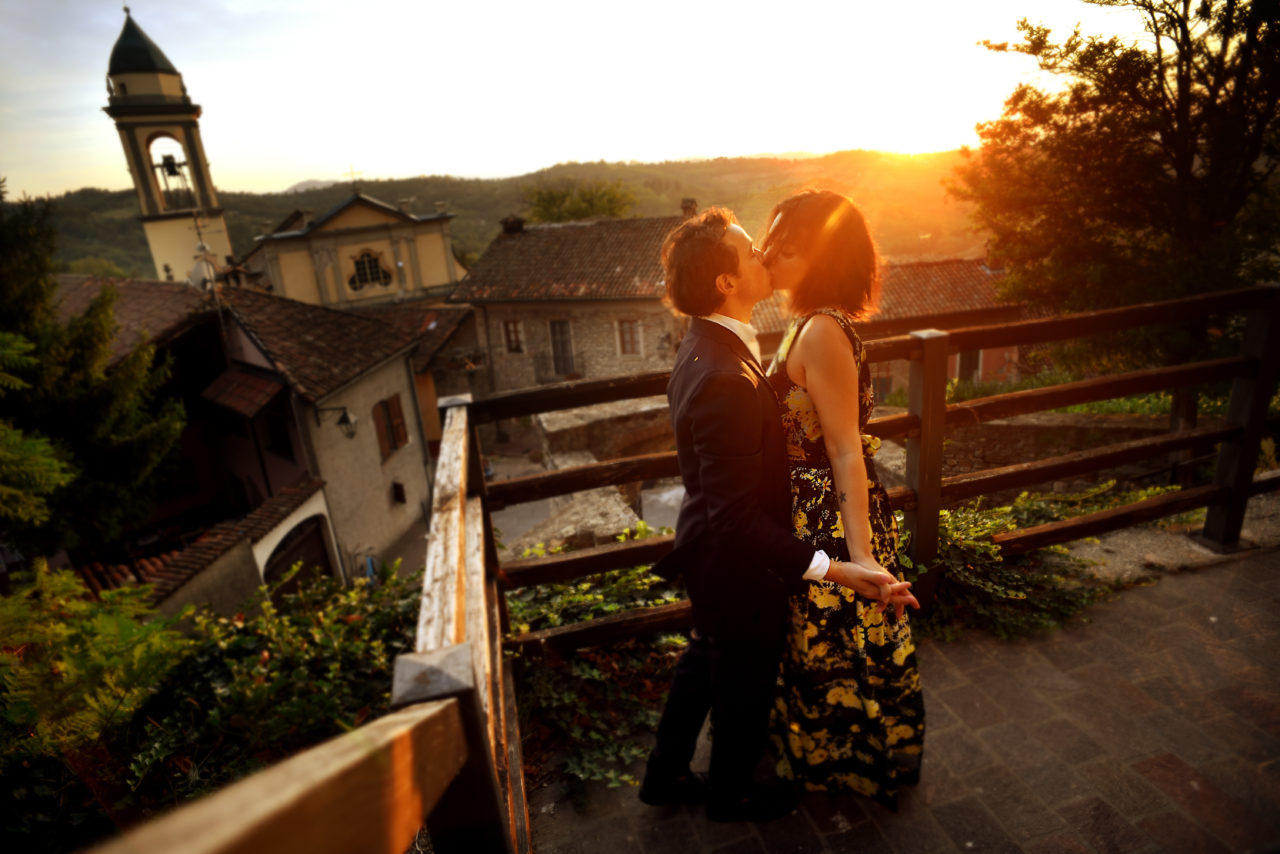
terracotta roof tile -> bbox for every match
[216,287,417,402]
[72,479,326,603]
[55,274,212,364]
[449,216,682,303]
[753,258,1010,335]
[354,301,471,372]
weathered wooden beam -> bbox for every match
[944,357,1252,429]
[946,287,1273,354]
[992,484,1226,556]
[469,371,672,424]
[940,425,1240,503]
[905,330,948,587]
[417,406,469,653]
[505,600,694,654]
[499,535,676,589]
[487,453,680,509]
[87,700,466,854]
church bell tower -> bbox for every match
[104,9,232,285]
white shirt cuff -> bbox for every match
[803,549,831,581]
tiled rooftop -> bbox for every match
[74,478,326,603]
[753,258,1009,335]
[217,286,417,402]
[54,274,211,364]
[449,216,683,303]
[353,300,471,372]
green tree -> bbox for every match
[0,181,185,558]
[523,178,636,223]
[62,257,128,278]
[0,333,73,527]
[951,0,1280,374]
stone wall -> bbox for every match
[481,300,682,392]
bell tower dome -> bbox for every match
[104,8,232,285]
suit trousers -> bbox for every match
[651,593,786,796]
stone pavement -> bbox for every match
[528,547,1280,853]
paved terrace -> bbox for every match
[528,547,1280,853]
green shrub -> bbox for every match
[0,560,190,850]
[900,502,1111,641]
[508,521,683,787]
[125,561,420,805]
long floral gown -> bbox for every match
[766,307,925,805]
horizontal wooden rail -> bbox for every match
[501,535,676,589]
[89,700,466,854]
[470,371,671,424]
[940,425,1240,503]
[863,335,918,363]
[992,484,1226,557]
[946,287,1272,354]
[944,357,1252,429]
[488,453,680,510]
[506,600,694,654]
[867,412,917,440]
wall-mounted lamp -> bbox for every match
[314,406,358,439]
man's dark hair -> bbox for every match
[661,207,739,317]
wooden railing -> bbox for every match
[485,285,1280,651]
[87,285,1278,854]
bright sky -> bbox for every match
[1,0,1147,197]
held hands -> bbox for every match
[826,559,920,620]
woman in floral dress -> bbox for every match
[761,190,925,807]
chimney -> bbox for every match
[501,215,525,234]
[397,198,415,214]
[681,198,697,219]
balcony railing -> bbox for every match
[90,284,1279,854]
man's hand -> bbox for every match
[825,559,920,621]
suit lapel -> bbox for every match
[690,317,777,401]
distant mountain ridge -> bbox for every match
[46,149,982,277]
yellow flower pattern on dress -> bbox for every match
[765,308,925,808]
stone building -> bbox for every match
[448,212,689,393]
[57,275,441,615]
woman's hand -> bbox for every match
[827,558,920,620]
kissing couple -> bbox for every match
[640,190,926,823]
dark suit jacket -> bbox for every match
[654,318,813,614]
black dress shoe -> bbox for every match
[638,769,708,806]
[705,781,799,823]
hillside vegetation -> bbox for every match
[46,149,982,276]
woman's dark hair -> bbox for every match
[661,207,740,317]
[760,190,880,319]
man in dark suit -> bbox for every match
[639,208,903,823]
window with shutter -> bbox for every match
[372,394,409,462]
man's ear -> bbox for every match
[714,271,736,297]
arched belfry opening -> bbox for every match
[103,9,233,283]
[148,135,197,212]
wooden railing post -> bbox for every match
[393,644,509,853]
[1200,283,1280,550]
[904,329,948,605]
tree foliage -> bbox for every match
[522,178,637,223]
[0,182,185,557]
[952,0,1280,372]
[0,333,73,526]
